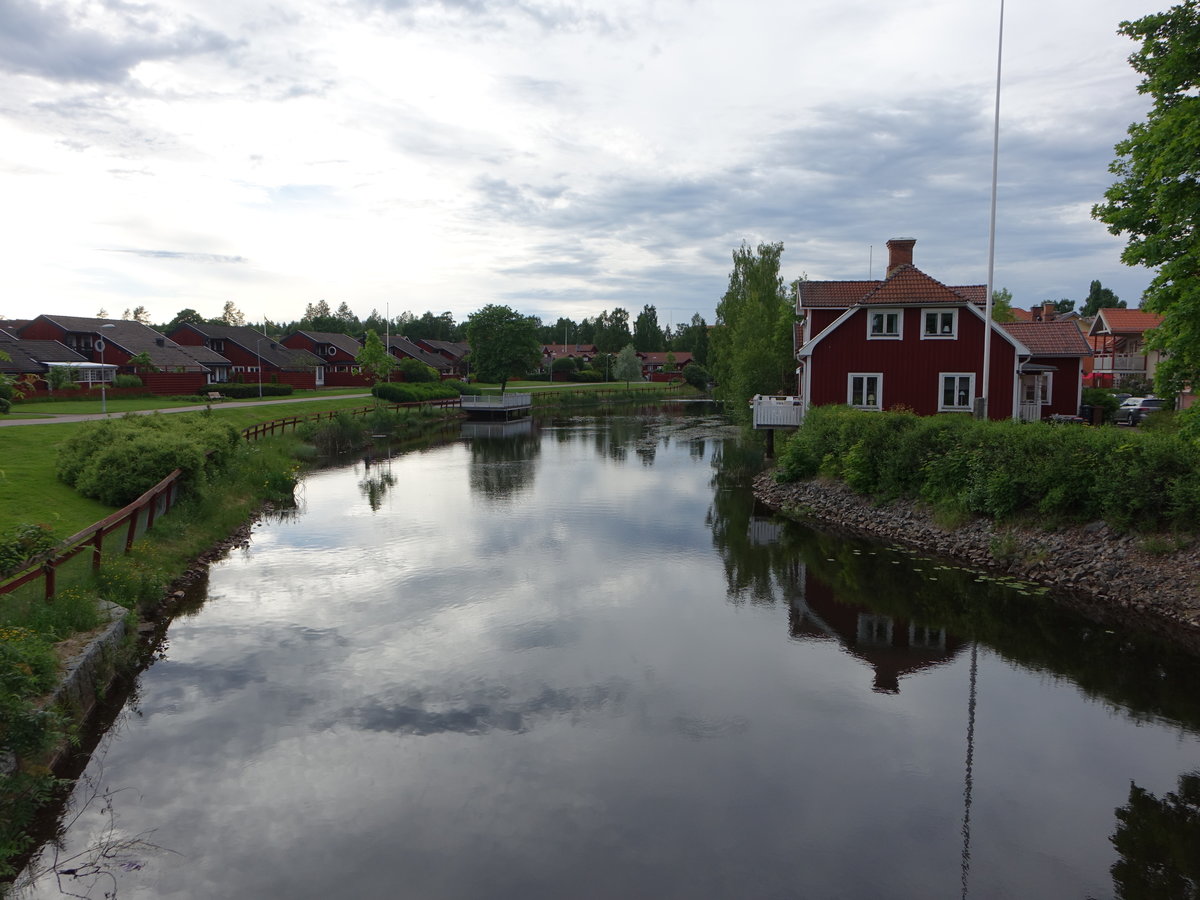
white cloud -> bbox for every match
[1,0,1166,327]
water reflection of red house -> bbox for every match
[788,565,965,694]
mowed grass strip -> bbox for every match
[0,396,382,535]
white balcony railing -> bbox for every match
[751,395,804,428]
[1091,353,1147,374]
[460,393,532,410]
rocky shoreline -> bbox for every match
[753,471,1200,651]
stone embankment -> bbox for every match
[754,471,1200,650]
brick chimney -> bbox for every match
[886,238,916,276]
[1042,301,1055,321]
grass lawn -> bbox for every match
[6,387,369,417]
[0,396,381,536]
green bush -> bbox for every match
[776,405,1200,531]
[0,524,59,578]
[208,382,294,399]
[113,374,143,388]
[371,381,459,404]
[395,358,439,382]
[682,363,711,391]
[1083,387,1120,423]
[56,413,241,507]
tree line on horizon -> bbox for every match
[117,298,710,365]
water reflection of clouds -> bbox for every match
[29,413,1200,900]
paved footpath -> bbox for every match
[0,394,373,427]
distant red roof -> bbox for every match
[1000,321,1092,357]
[1090,308,1163,336]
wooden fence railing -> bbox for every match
[0,397,465,600]
[239,398,461,441]
[0,471,182,601]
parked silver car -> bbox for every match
[1113,396,1168,425]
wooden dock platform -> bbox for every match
[460,392,533,420]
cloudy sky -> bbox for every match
[0,0,1165,329]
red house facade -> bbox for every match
[282,331,371,387]
[795,239,1088,421]
[170,323,324,390]
[19,315,215,395]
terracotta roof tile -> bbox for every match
[797,281,880,308]
[1091,308,1164,335]
[797,269,985,308]
[999,321,1092,357]
[858,265,978,306]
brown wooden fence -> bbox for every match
[0,397,464,601]
[0,471,182,601]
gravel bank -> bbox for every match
[754,471,1200,650]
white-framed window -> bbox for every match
[939,372,975,412]
[857,613,894,646]
[848,373,882,410]
[1022,373,1053,406]
[922,308,958,339]
[909,623,946,650]
[867,308,903,340]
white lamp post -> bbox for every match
[256,338,264,398]
[98,323,116,415]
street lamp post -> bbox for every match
[99,323,115,415]
[256,338,264,399]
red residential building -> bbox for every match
[19,315,217,395]
[170,323,324,390]
[283,331,371,387]
[794,239,1089,421]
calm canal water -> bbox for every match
[15,405,1200,899]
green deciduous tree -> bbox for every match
[355,329,396,385]
[613,343,642,384]
[164,308,205,332]
[217,301,246,326]
[466,304,541,393]
[671,313,710,366]
[1081,280,1127,318]
[709,241,796,422]
[991,287,1016,322]
[1093,0,1199,405]
[633,304,665,351]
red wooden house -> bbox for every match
[170,323,324,389]
[416,339,472,378]
[283,330,371,387]
[638,351,693,381]
[795,239,1089,421]
[19,315,218,394]
[385,336,454,378]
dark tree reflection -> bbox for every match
[1110,771,1200,899]
[465,421,541,503]
[358,466,396,512]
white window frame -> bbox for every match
[938,372,975,412]
[922,308,958,339]
[866,308,903,340]
[847,373,883,410]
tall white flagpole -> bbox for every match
[979,0,1004,420]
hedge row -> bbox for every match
[776,406,1200,532]
[371,381,474,403]
[56,413,242,507]
[207,382,294,399]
